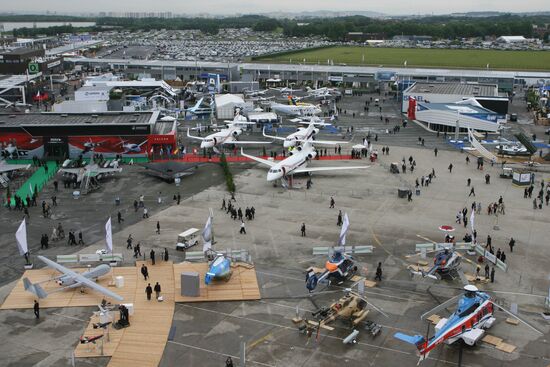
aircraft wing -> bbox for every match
[230,140,272,145]
[262,128,285,141]
[59,168,82,175]
[240,148,276,167]
[37,256,123,302]
[293,165,369,174]
[96,167,123,174]
[187,128,205,141]
[0,162,31,173]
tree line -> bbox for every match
[6,14,550,41]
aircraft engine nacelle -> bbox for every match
[312,128,319,135]
[233,129,242,136]
[296,146,302,151]
[307,151,317,160]
[289,150,294,156]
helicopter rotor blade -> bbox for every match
[349,290,390,319]
[421,295,461,320]
[490,301,544,335]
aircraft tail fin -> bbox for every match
[394,333,425,349]
[23,278,48,299]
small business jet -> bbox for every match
[262,121,332,148]
[187,121,270,153]
[241,140,368,187]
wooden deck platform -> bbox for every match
[173,262,261,302]
[2,259,260,367]
[107,261,175,367]
[0,266,137,310]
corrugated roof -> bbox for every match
[405,82,498,96]
[0,112,157,127]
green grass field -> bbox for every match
[254,46,550,71]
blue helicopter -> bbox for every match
[205,252,232,285]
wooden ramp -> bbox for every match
[173,262,260,302]
[107,260,175,367]
[0,267,137,310]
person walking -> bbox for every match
[221,198,226,210]
[118,211,124,224]
[126,234,133,249]
[33,300,40,319]
[301,223,306,237]
[145,283,153,301]
[329,197,335,208]
[163,248,169,261]
[375,262,383,281]
[337,211,343,226]
[509,238,515,253]
[154,282,161,299]
[150,249,155,265]
[239,221,246,234]
[448,163,453,173]
[141,264,149,280]
[484,264,490,279]
[135,242,141,257]
[143,207,149,218]
[469,187,476,197]
[156,221,160,234]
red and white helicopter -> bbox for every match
[394,285,543,363]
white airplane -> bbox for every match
[59,163,122,183]
[23,255,123,301]
[270,86,302,94]
[243,89,269,97]
[306,86,341,98]
[263,122,333,148]
[187,122,271,153]
[241,141,368,186]
[270,99,322,116]
[0,160,30,174]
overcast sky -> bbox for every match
[4,0,550,16]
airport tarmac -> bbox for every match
[0,138,549,366]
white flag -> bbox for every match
[29,183,34,196]
[202,215,213,252]
[105,217,113,253]
[338,213,350,246]
[470,210,475,233]
[404,60,407,66]
[16,219,28,256]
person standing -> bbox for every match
[145,283,153,301]
[329,197,335,208]
[164,248,169,261]
[448,163,453,173]
[118,211,124,224]
[33,300,40,319]
[143,207,149,218]
[221,198,226,210]
[484,264,490,279]
[141,264,149,280]
[156,221,160,234]
[78,231,84,245]
[490,267,495,283]
[434,148,438,157]
[337,211,343,226]
[467,178,471,186]
[375,262,383,281]
[509,238,515,253]
[301,223,306,237]
[150,249,155,265]
[154,282,161,299]
[177,193,181,205]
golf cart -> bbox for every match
[175,228,199,251]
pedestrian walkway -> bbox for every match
[107,260,175,367]
[9,161,58,206]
